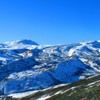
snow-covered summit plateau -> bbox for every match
[0,39,100,95]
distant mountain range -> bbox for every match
[0,39,100,99]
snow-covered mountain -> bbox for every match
[0,39,100,96]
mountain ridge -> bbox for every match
[0,39,100,98]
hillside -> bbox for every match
[0,39,100,99]
[6,75,100,100]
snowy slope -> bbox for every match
[8,75,99,100]
[0,39,100,96]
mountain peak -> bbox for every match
[16,39,38,45]
[5,39,38,46]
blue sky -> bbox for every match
[0,0,100,44]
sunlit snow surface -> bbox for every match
[0,39,100,96]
